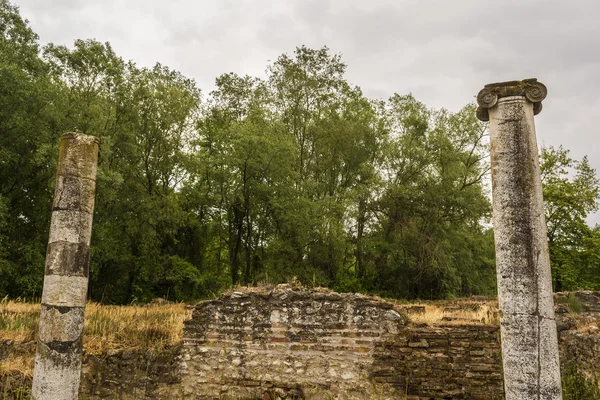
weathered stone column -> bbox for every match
[476,79,562,400]
[32,133,99,400]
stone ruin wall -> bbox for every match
[180,286,504,399]
[1,289,600,399]
[181,288,405,399]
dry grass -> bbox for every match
[0,355,34,377]
[571,316,600,336]
[0,297,191,377]
[0,298,39,343]
[405,300,500,326]
[2,292,593,379]
[0,298,38,378]
[84,302,190,354]
[0,298,190,353]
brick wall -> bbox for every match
[181,286,505,399]
[2,289,599,399]
[372,324,503,399]
[181,287,407,399]
[80,346,182,399]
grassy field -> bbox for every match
[2,293,594,379]
[0,297,191,377]
[1,294,501,377]
[2,293,597,400]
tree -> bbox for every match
[0,0,58,297]
[541,145,600,290]
[366,97,494,299]
[0,5,526,302]
[90,63,202,302]
[43,37,205,302]
[264,46,387,288]
[194,73,297,286]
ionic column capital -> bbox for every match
[476,78,547,121]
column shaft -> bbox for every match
[32,133,99,400]
[488,96,561,400]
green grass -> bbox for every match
[2,373,31,400]
[562,364,600,400]
[566,293,584,314]
[555,293,585,314]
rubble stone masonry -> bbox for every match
[181,286,503,399]
[2,288,600,399]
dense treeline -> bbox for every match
[1,1,598,303]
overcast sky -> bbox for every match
[15,0,600,223]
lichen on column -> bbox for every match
[32,133,99,400]
[476,79,562,400]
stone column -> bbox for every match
[32,133,99,400]
[476,79,562,400]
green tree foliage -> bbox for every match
[541,146,600,290]
[0,1,597,302]
[44,39,203,302]
[0,0,57,297]
[365,97,495,298]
